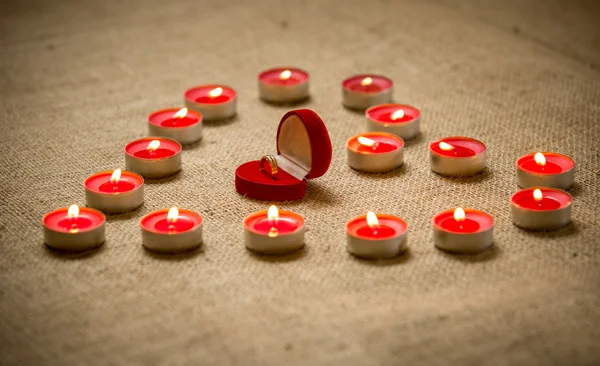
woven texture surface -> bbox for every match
[1,0,600,364]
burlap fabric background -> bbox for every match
[1,0,599,364]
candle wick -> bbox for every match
[268,227,278,238]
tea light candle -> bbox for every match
[43,204,105,251]
[85,169,144,214]
[342,74,393,110]
[365,104,421,140]
[511,187,572,231]
[516,152,575,190]
[429,137,487,177]
[184,85,236,121]
[148,107,202,145]
[432,208,494,253]
[140,207,203,253]
[243,205,305,255]
[346,211,408,259]
[125,137,182,179]
[346,132,404,173]
[258,67,309,103]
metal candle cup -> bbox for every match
[85,170,144,214]
[342,74,393,110]
[147,108,203,145]
[511,187,572,231]
[258,67,309,103]
[516,152,575,190]
[125,137,182,179]
[184,85,237,121]
[42,205,105,251]
[432,208,494,253]
[243,206,305,255]
[140,208,203,253]
[365,104,421,140]
[429,136,487,177]
[346,212,408,259]
[346,132,404,173]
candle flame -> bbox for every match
[361,77,373,86]
[68,204,79,218]
[439,141,454,151]
[148,140,160,152]
[268,205,279,222]
[280,70,292,80]
[357,136,378,147]
[208,87,223,98]
[167,207,179,223]
[454,207,465,222]
[533,189,543,202]
[534,152,546,167]
[173,108,188,119]
[268,205,279,237]
[366,211,379,229]
[391,109,405,120]
[110,169,121,184]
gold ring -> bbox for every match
[259,155,278,179]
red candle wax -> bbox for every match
[244,209,304,236]
[356,225,396,239]
[154,217,195,233]
[259,67,309,85]
[140,209,202,234]
[433,209,494,234]
[253,217,299,234]
[343,75,393,93]
[516,153,574,175]
[125,138,181,160]
[184,85,236,105]
[439,217,480,233]
[85,170,143,194]
[511,188,571,211]
[98,179,136,193]
[366,104,420,123]
[346,214,407,240]
[57,216,94,231]
[347,133,403,154]
[429,137,486,158]
[356,142,396,153]
[43,207,105,233]
[133,148,175,159]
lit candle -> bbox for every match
[125,137,182,178]
[258,67,310,103]
[140,207,203,253]
[516,152,574,190]
[147,107,203,144]
[346,132,404,173]
[85,169,144,213]
[346,211,408,259]
[511,187,572,230]
[42,204,106,251]
[432,208,494,253]
[184,84,237,121]
[365,103,421,140]
[429,136,487,177]
[243,205,305,255]
[342,74,393,110]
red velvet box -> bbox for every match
[235,109,332,201]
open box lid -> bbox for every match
[275,109,332,180]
